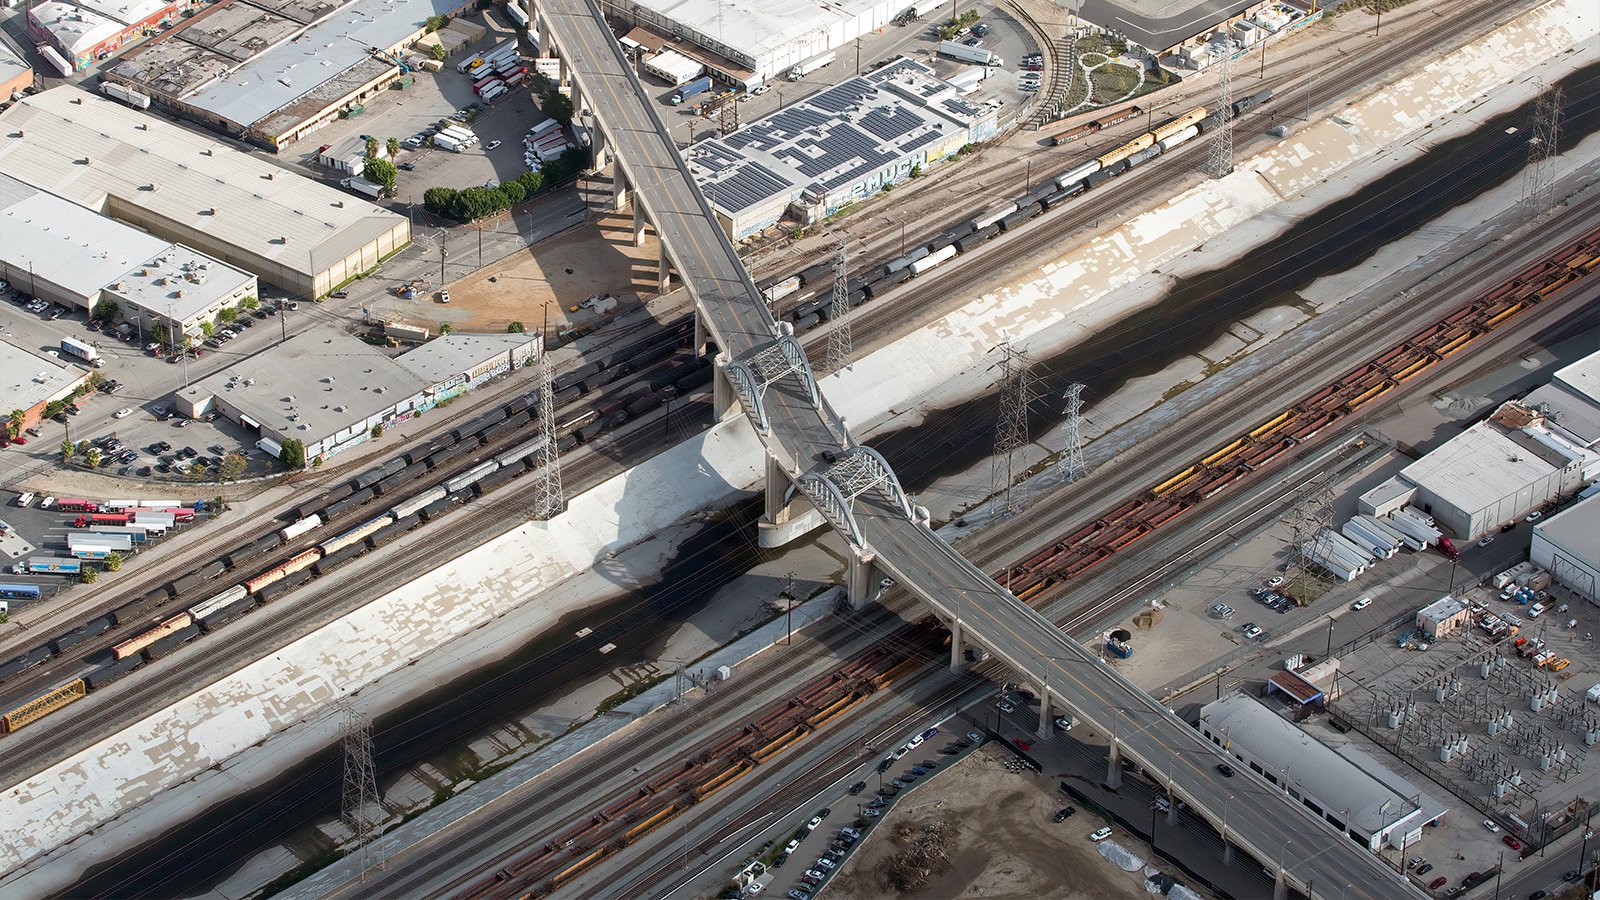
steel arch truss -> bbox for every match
[797,447,913,549]
[722,335,819,433]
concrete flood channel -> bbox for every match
[66,60,1600,898]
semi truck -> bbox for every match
[10,557,82,575]
[60,336,103,367]
[938,40,1001,66]
[786,50,836,80]
[341,177,385,199]
[433,133,465,152]
[671,75,712,105]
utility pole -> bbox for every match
[1208,46,1234,178]
[1058,383,1086,482]
[531,312,565,519]
[826,233,853,372]
[990,343,1034,518]
[339,700,381,879]
[784,570,796,645]
[1523,82,1564,222]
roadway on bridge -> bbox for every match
[533,0,1417,894]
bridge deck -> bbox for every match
[534,0,1416,894]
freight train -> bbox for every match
[0,324,712,734]
[764,96,1273,332]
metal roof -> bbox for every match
[0,339,87,412]
[1553,349,1600,407]
[1534,493,1600,568]
[0,86,407,282]
[180,324,427,442]
[29,2,125,57]
[0,34,30,91]
[0,176,170,301]
[69,0,173,26]
[106,245,257,324]
[624,0,885,66]
[1524,382,1600,447]
[1399,422,1561,516]
[395,332,539,385]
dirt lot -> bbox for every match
[826,745,1147,900]
[444,210,662,332]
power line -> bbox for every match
[1058,383,1086,482]
[532,321,566,520]
[1208,46,1235,178]
[990,343,1035,518]
[826,234,853,371]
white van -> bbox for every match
[1528,602,1546,619]
[15,492,35,508]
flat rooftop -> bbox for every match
[1,339,86,410]
[627,0,884,65]
[108,244,257,322]
[687,58,990,216]
[0,36,30,91]
[30,1,124,57]
[1553,348,1600,406]
[104,37,234,98]
[1535,493,1600,566]
[395,332,538,385]
[1399,421,1560,515]
[70,0,172,27]
[181,325,428,440]
[178,0,459,130]
[0,86,408,280]
[1524,382,1600,447]
[171,0,307,62]
[1077,0,1259,51]
[0,174,170,301]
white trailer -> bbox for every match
[1359,514,1420,552]
[481,83,508,103]
[645,49,703,86]
[937,40,1000,66]
[341,177,384,199]
[1314,529,1370,574]
[1324,528,1376,563]
[786,50,836,80]
[1302,540,1361,581]
[1342,518,1398,558]
[1386,510,1440,547]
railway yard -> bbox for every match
[0,0,1597,896]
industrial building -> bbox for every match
[102,0,474,150]
[0,36,33,100]
[0,87,411,299]
[1415,595,1470,640]
[1360,400,1600,540]
[1525,352,1600,450]
[603,0,900,87]
[28,0,178,73]
[1197,693,1447,854]
[1531,493,1600,604]
[0,173,258,337]
[175,326,538,464]
[0,340,91,434]
[686,58,998,240]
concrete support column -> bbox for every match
[1036,688,1052,739]
[1106,741,1123,789]
[712,351,735,421]
[1272,872,1287,900]
[1166,795,1180,825]
[763,452,789,527]
[1222,839,1234,865]
[590,123,608,172]
[658,240,672,294]
[950,619,964,673]
[612,166,629,213]
[537,20,550,61]
[846,548,877,609]
[632,201,647,246]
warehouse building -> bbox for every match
[1524,352,1600,450]
[603,0,901,87]
[0,339,91,435]
[102,0,473,150]
[0,36,33,100]
[1531,494,1600,604]
[0,173,258,337]
[0,87,411,298]
[176,326,538,465]
[1360,400,1600,540]
[28,0,178,72]
[686,58,998,240]
[1197,693,1447,853]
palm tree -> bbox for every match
[60,439,75,462]
[386,137,401,158]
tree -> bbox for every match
[424,186,459,214]
[364,157,399,194]
[82,566,99,584]
[92,298,119,323]
[439,322,454,334]
[430,43,447,61]
[507,321,526,333]
[200,321,214,337]
[386,137,401,159]
[76,439,89,455]
[425,13,447,31]
[105,551,123,572]
[60,439,75,462]
[449,186,508,221]
[217,307,238,324]
[240,295,260,311]
[370,423,384,439]
[542,90,574,126]
[365,136,380,158]
[497,179,527,206]
[279,438,306,469]
[85,448,101,468]
[518,170,544,194]
[910,163,923,178]
[5,410,23,439]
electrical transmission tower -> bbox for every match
[339,701,382,878]
[826,234,853,371]
[1522,83,1564,221]
[532,325,565,520]
[1058,383,1086,482]
[1208,47,1235,178]
[1282,474,1334,604]
[990,343,1035,518]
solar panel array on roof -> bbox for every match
[708,161,792,214]
[859,107,920,142]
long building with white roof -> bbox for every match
[0,86,410,298]
[103,0,472,149]
[27,0,177,72]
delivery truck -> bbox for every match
[938,40,1001,66]
[60,337,103,367]
[340,176,385,199]
[786,51,836,80]
[671,75,712,104]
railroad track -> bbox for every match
[433,205,1600,900]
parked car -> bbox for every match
[1351,596,1372,610]
[1416,863,1433,875]
[1502,835,1522,850]
[1242,623,1264,640]
[1482,819,1501,833]
[847,781,866,795]
[1089,827,1113,842]
[1427,877,1446,890]
[1052,806,1075,822]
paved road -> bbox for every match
[534,0,1417,895]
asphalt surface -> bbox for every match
[538,0,1416,895]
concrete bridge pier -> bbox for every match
[1167,794,1180,825]
[845,547,878,609]
[631,194,646,245]
[1273,871,1288,900]
[658,240,673,293]
[1106,740,1123,789]
[590,123,610,173]
[758,454,825,548]
[949,619,964,673]
[1036,687,1052,739]
[1222,838,1234,865]
[711,350,736,420]
[611,166,629,214]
